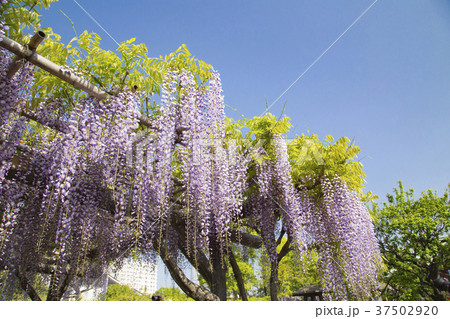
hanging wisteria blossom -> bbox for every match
[298,176,381,300]
[0,33,381,300]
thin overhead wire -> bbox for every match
[71,0,163,93]
[262,0,379,116]
[72,0,121,47]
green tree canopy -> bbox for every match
[373,181,450,300]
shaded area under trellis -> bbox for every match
[292,284,324,301]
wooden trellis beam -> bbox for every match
[0,31,156,129]
[6,31,46,79]
[0,31,108,99]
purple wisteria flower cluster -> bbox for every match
[0,45,146,297]
[152,69,249,261]
[247,133,380,300]
[0,12,7,41]
[0,48,34,184]
[298,176,382,300]
[0,59,251,297]
[246,134,307,276]
[0,45,381,300]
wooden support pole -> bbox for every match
[6,31,46,79]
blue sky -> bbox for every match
[36,0,450,288]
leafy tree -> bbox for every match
[105,284,152,301]
[257,237,320,298]
[153,287,193,301]
[0,0,58,44]
[288,133,376,202]
[373,182,450,300]
[277,242,321,297]
[224,244,259,300]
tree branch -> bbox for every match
[277,236,292,263]
[230,229,262,249]
[170,213,214,286]
[276,229,286,247]
[56,272,75,300]
[12,268,41,301]
[228,249,248,301]
[157,238,219,301]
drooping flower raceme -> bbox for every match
[156,70,249,260]
[0,58,145,297]
[0,48,34,184]
[299,176,382,300]
[247,132,380,300]
[0,46,381,301]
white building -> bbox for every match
[58,256,157,300]
[109,256,158,295]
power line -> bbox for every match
[262,0,379,116]
[71,0,163,92]
[72,0,120,47]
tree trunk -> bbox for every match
[428,263,446,301]
[228,249,248,301]
[158,238,219,301]
[13,269,41,301]
[210,240,227,301]
[56,271,74,300]
[171,213,214,286]
[269,259,279,301]
[167,210,266,301]
[46,272,59,301]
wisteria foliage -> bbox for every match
[0,42,381,300]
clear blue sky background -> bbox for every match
[36,0,450,289]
